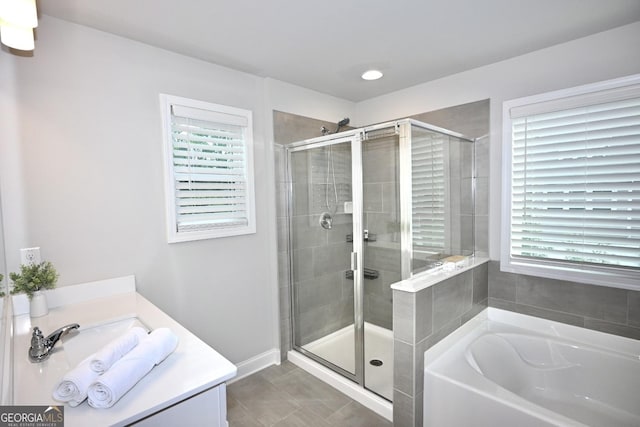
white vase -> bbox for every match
[30,290,49,317]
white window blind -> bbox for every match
[502,75,640,288]
[160,95,255,242]
[412,134,446,253]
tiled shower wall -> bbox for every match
[362,135,401,330]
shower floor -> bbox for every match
[302,322,393,401]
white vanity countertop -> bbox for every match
[12,278,237,427]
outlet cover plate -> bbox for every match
[20,247,41,265]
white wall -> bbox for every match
[265,78,356,126]
[0,16,278,364]
[355,21,640,260]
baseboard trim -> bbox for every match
[228,348,280,383]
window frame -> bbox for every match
[501,74,640,290]
[160,94,256,243]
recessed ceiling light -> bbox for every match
[361,69,383,81]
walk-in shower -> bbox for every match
[285,118,474,403]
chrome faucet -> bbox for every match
[28,324,80,363]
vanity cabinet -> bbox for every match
[132,384,228,427]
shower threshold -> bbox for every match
[290,322,393,420]
[288,348,393,421]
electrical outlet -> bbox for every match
[20,247,41,265]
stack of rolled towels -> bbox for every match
[53,327,178,409]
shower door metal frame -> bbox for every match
[286,132,365,385]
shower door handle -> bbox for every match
[351,252,357,271]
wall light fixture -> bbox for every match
[0,0,38,51]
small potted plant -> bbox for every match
[10,261,59,317]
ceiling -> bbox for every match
[39,0,640,102]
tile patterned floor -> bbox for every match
[227,361,392,427]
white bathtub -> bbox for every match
[424,308,640,427]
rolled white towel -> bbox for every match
[90,326,148,373]
[53,358,100,406]
[87,328,179,409]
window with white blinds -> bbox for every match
[160,95,255,243]
[412,131,446,254]
[501,75,640,289]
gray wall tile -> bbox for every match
[583,318,640,340]
[509,301,585,327]
[393,290,415,344]
[488,297,519,313]
[488,260,517,302]
[628,290,640,328]
[459,214,474,255]
[462,299,488,324]
[392,389,415,427]
[472,262,488,304]
[393,339,415,396]
[422,316,463,351]
[415,287,433,343]
[460,178,474,215]
[516,275,628,323]
[475,177,489,216]
[363,182,384,212]
[474,214,488,257]
[410,99,490,140]
[365,293,392,330]
[475,136,490,178]
[414,391,424,427]
[433,271,473,330]
[291,248,313,282]
[273,110,354,145]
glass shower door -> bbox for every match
[289,137,362,380]
[361,133,400,401]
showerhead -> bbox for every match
[335,117,350,134]
[321,118,351,136]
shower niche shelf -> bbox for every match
[345,268,379,280]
